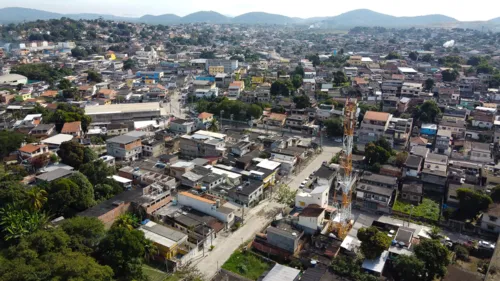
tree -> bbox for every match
[456,188,492,220]
[409,51,418,61]
[413,100,441,123]
[79,160,116,187]
[365,142,391,165]
[26,187,48,211]
[274,184,297,206]
[393,255,426,281]
[87,70,103,83]
[394,151,408,167]
[454,245,469,261]
[442,69,459,82]
[97,227,147,281]
[422,54,434,62]
[0,203,48,242]
[57,141,96,169]
[427,226,443,240]
[0,130,27,158]
[247,104,263,119]
[423,43,433,51]
[293,95,311,109]
[385,52,401,60]
[491,185,500,203]
[324,117,344,137]
[61,216,106,254]
[424,78,435,92]
[306,54,320,67]
[270,80,293,96]
[414,239,450,281]
[490,73,500,88]
[291,74,303,89]
[207,118,220,132]
[467,56,482,66]
[30,153,50,171]
[143,239,159,261]
[112,213,140,230]
[71,47,88,59]
[58,79,73,90]
[357,227,391,259]
[199,51,216,59]
[123,59,137,70]
[332,71,347,87]
[292,66,305,77]
[46,173,95,217]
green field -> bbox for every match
[222,250,272,280]
[393,198,440,221]
[142,264,169,281]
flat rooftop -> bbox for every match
[85,102,165,115]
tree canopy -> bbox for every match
[11,63,73,85]
[46,172,95,217]
[196,97,264,121]
[393,255,426,281]
[270,79,294,96]
[456,188,492,220]
[414,239,450,281]
[0,130,26,159]
[412,100,441,123]
[357,227,391,260]
[324,117,344,137]
[293,95,311,109]
[442,69,459,82]
[57,141,96,170]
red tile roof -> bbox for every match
[364,111,391,122]
[61,121,81,133]
[198,112,213,119]
[19,144,46,154]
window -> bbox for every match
[490,216,498,222]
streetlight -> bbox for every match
[220,110,224,133]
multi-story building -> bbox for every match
[180,132,226,159]
[106,134,143,162]
[401,82,423,98]
[177,192,234,227]
[85,103,165,124]
[136,71,164,83]
[208,66,225,75]
[170,119,195,134]
[354,172,397,214]
[435,130,452,155]
[357,111,392,145]
[421,153,448,193]
[481,204,500,233]
[206,59,238,73]
[285,115,308,130]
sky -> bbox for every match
[0,0,498,21]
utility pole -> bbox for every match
[242,205,245,223]
[220,110,224,133]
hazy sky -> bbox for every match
[1,0,498,21]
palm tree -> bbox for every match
[26,187,48,211]
[143,239,159,261]
[207,119,220,132]
[112,213,139,230]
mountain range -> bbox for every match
[0,7,499,29]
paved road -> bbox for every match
[163,90,186,118]
[195,145,342,280]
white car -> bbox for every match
[299,180,308,188]
[334,138,343,143]
[478,240,495,250]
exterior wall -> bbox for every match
[298,212,325,233]
[97,202,133,228]
[481,214,500,233]
[107,140,143,161]
[421,174,447,187]
[177,193,234,224]
[470,151,493,163]
[267,230,299,253]
[145,195,172,214]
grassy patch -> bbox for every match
[142,264,169,281]
[222,250,272,280]
[393,198,440,221]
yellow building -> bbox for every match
[347,55,363,66]
[105,52,116,61]
[15,93,32,101]
[139,221,189,261]
[209,66,225,75]
[252,76,264,84]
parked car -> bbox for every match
[478,240,495,250]
[334,138,343,143]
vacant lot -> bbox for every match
[393,198,440,221]
[222,250,272,280]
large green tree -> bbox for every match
[364,142,391,165]
[413,100,441,123]
[456,188,492,219]
[46,173,95,217]
[333,71,348,86]
[324,117,344,137]
[414,239,450,281]
[393,255,426,281]
[97,227,147,281]
[57,141,96,169]
[357,227,391,259]
[270,80,293,96]
[293,95,311,109]
[61,216,106,254]
[442,69,459,82]
[0,131,26,159]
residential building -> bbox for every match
[421,153,448,193]
[481,204,500,233]
[18,143,49,159]
[400,182,423,204]
[35,168,74,183]
[196,112,214,130]
[138,221,190,261]
[177,192,235,226]
[106,134,142,162]
[206,59,238,73]
[439,117,466,138]
[471,107,496,129]
[262,264,300,281]
[208,66,225,75]
[354,173,397,214]
[358,111,392,145]
[285,115,308,129]
[136,71,164,83]
[60,121,82,137]
[435,130,452,155]
[228,81,244,99]
[170,119,195,134]
[404,155,423,178]
[180,132,226,159]
[298,205,326,234]
[296,185,330,209]
[469,142,493,164]
[142,139,165,158]
[29,124,56,138]
[263,113,287,127]
[227,180,264,207]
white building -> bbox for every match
[295,185,330,209]
[177,192,234,226]
[0,74,28,86]
[298,205,326,234]
[481,204,500,233]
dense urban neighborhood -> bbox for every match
[1,7,500,281]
